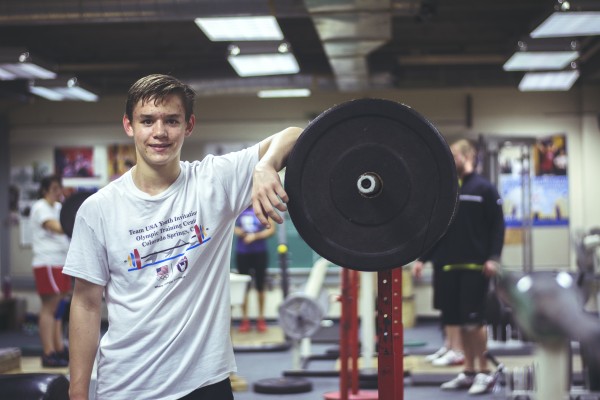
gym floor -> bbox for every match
[1,318,506,399]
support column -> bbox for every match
[0,115,10,286]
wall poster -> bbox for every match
[498,134,568,227]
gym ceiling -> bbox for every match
[0,0,599,100]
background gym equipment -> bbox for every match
[478,136,537,272]
[0,373,69,400]
[284,98,459,400]
[496,270,600,399]
[574,227,600,313]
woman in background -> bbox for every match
[30,175,71,367]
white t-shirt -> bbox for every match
[63,145,259,400]
[30,199,70,267]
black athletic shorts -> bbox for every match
[432,264,444,311]
[178,378,233,400]
[439,269,490,326]
[236,252,268,292]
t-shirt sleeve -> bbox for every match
[62,201,110,286]
[211,144,260,217]
[31,201,56,228]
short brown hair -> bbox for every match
[124,74,196,122]
[451,139,476,162]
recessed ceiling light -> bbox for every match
[30,77,99,101]
[257,88,311,98]
[503,51,579,71]
[228,53,300,77]
[531,11,600,38]
[194,16,284,41]
[0,50,56,80]
[518,70,580,91]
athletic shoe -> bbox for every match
[41,352,69,368]
[256,318,268,333]
[57,346,69,361]
[468,372,496,395]
[440,372,475,390]
[424,346,448,362]
[432,349,465,366]
[238,319,251,333]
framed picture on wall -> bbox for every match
[54,147,95,178]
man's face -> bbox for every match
[122,94,194,169]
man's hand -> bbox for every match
[483,260,500,277]
[253,127,303,227]
[252,162,288,227]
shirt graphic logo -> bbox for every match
[156,265,170,280]
[125,223,211,272]
[176,256,188,273]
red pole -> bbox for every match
[377,267,404,400]
[339,268,350,400]
[350,269,360,395]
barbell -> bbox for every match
[284,98,458,271]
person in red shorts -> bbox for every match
[30,175,71,367]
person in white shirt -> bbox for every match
[30,175,71,367]
[63,74,303,400]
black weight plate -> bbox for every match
[60,191,94,238]
[253,377,313,394]
[285,98,458,271]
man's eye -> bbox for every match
[142,119,153,125]
[167,119,180,125]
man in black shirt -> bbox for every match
[413,138,505,395]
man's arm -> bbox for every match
[252,127,303,226]
[483,185,506,277]
[69,278,105,400]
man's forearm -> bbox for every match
[69,299,102,400]
[258,127,303,172]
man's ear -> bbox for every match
[185,114,195,137]
[123,114,134,137]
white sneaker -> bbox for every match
[432,349,465,366]
[424,346,448,362]
[468,372,496,395]
[440,372,475,390]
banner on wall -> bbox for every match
[499,134,568,227]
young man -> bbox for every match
[63,74,303,400]
[413,139,505,395]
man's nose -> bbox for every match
[154,121,167,136]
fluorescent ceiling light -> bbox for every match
[228,53,300,77]
[30,77,99,101]
[531,12,600,38]
[258,88,311,98]
[518,70,580,91]
[503,51,578,71]
[0,50,56,80]
[194,16,284,41]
